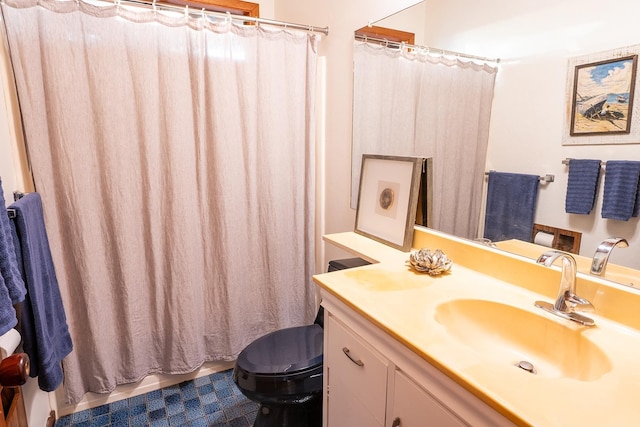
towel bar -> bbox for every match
[563,158,606,167]
[6,191,25,218]
[484,171,554,183]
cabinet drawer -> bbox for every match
[327,315,388,425]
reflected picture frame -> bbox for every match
[569,55,637,136]
[354,154,423,251]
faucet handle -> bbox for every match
[564,293,594,313]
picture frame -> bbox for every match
[569,54,638,137]
[354,154,423,251]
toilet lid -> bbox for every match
[237,324,323,374]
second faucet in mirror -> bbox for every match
[590,238,629,276]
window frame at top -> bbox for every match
[159,0,259,17]
[354,26,415,45]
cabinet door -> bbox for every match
[390,370,466,427]
[326,315,388,427]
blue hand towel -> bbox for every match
[0,180,26,304]
[10,193,73,392]
[484,172,540,242]
[601,161,640,221]
[565,159,602,214]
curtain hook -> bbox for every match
[152,0,156,13]
[201,8,206,21]
[225,11,232,23]
[184,4,188,20]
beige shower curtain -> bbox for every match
[352,42,497,239]
[1,0,318,404]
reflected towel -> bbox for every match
[10,193,73,392]
[565,159,602,214]
[0,180,26,304]
[601,161,640,221]
[484,172,540,242]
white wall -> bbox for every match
[422,0,640,269]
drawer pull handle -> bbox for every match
[342,347,364,367]
[392,417,401,427]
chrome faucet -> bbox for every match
[535,250,595,326]
[590,237,629,275]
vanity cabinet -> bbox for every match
[325,315,387,427]
[322,293,514,427]
[390,370,465,427]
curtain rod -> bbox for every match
[354,34,499,64]
[121,0,329,35]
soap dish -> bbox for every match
[408,248,453,276]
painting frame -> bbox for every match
[569,54,638,137]
[354,154,423,251]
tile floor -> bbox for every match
[55,369,258,427]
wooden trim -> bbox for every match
[159,0,259,17]
[354,26,414,44]
[46,411,56,427]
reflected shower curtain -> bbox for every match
[2,0,317,404]
[352,42,497,239]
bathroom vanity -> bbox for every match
[313,227,640,426]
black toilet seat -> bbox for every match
[234,324,323,405]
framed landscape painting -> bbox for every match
[569,55,637,136]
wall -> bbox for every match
[423,0,640,269]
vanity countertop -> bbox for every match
[313,229,640,427]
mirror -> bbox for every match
[352,2,640,286]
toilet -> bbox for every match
[233,257,370,427]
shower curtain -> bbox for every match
[352,42,497,239]
[1,0,318,404]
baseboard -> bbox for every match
[54,360,235,417]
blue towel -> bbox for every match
[484,172,540,242]
[0,179,25,335]
[0,180,26,304]
[601,161,640,221]
[565,159,602,214]
[10,193,73,392]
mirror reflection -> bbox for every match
[353,1,640,288]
